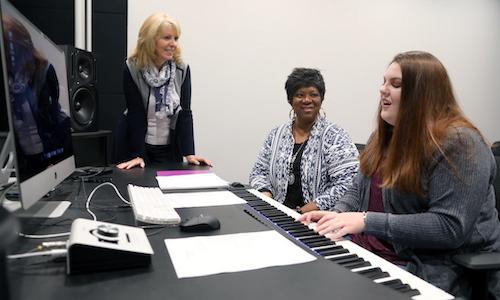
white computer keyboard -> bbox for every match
[127,184,181,225]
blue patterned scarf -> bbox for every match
[142,61,179,119]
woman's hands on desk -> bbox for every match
[116,155,212,169]
[116,157,145,169]
[186,155,213,167]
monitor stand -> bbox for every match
[1,174,71,219]
[2,198,70,219]
[1,132,71,218]
[1,184,70,217]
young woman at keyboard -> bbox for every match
[115,12,211,169]
[300,51,500,299]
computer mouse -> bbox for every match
[229,182,245,188]
[179,214,221,232]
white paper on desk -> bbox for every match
[156,173,228,190]
[164,190,246,208]
[164,230,316,278]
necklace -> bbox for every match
[288,141,307,185]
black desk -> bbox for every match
[6,165,410,300]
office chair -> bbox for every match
[453,154,500,300]
[354,143,366,152]
[492,141,500,156]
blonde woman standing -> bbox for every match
[116,12,211,169]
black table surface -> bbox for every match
[6,164,411,300]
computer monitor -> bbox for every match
[0,0,75,218]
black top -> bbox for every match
[283,142,307,209]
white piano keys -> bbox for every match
[246,189,455,300]
[338,240,454,300]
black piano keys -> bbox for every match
[329,254,371,270]
[231,189,421,298]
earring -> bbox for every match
[289,109,296,120]
[320,108,326,118]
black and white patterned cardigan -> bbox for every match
[249,117,359,210]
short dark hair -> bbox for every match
[285,68,325,104]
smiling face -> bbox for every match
[153,25,178,68]
[292,86,322,124]
[379,62,402,126]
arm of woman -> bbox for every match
[365,128,495,249]
[249,129,276,196]
[312,126,360,210]
[45,64,61,118]
[176,66,211,165]
[185,155,212,166]
[116,157,145,169]
[40,64,72,149]
[122,64,147,161]
[176,65,196,157]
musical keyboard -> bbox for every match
[231,188,455,300]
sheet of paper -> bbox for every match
[163,190,246,208]
[156,173,228,190]
[157,170,212,176]
[164,230,316,278]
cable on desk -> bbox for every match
[40,241,67,248]
[72,166,113,180]
[86,181,130,221]
[19,232,70,239]
[145,227,169,237]
[8,249,67,260]
[18,219,72,239]
[23,218,73,228]
[8,240,68,263]
[19,181,130,239]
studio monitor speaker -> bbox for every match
[60,45,98,132]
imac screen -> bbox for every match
[0,0,75,211]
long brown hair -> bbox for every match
[360,51,479,196]
[2,15,47,80]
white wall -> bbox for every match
[128,0,500,183]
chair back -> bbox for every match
[494,155,500,220]
[355,143,366,152]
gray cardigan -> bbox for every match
[125,59,187,117]
[334,127,500,298]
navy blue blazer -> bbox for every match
[114,62,195,163]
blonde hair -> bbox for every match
[129,12,182,69]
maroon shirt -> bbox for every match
[351,174,407,265]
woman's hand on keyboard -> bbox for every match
[299,211,366,240]
[298,210,329,224]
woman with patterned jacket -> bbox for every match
[249,68,359,212]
